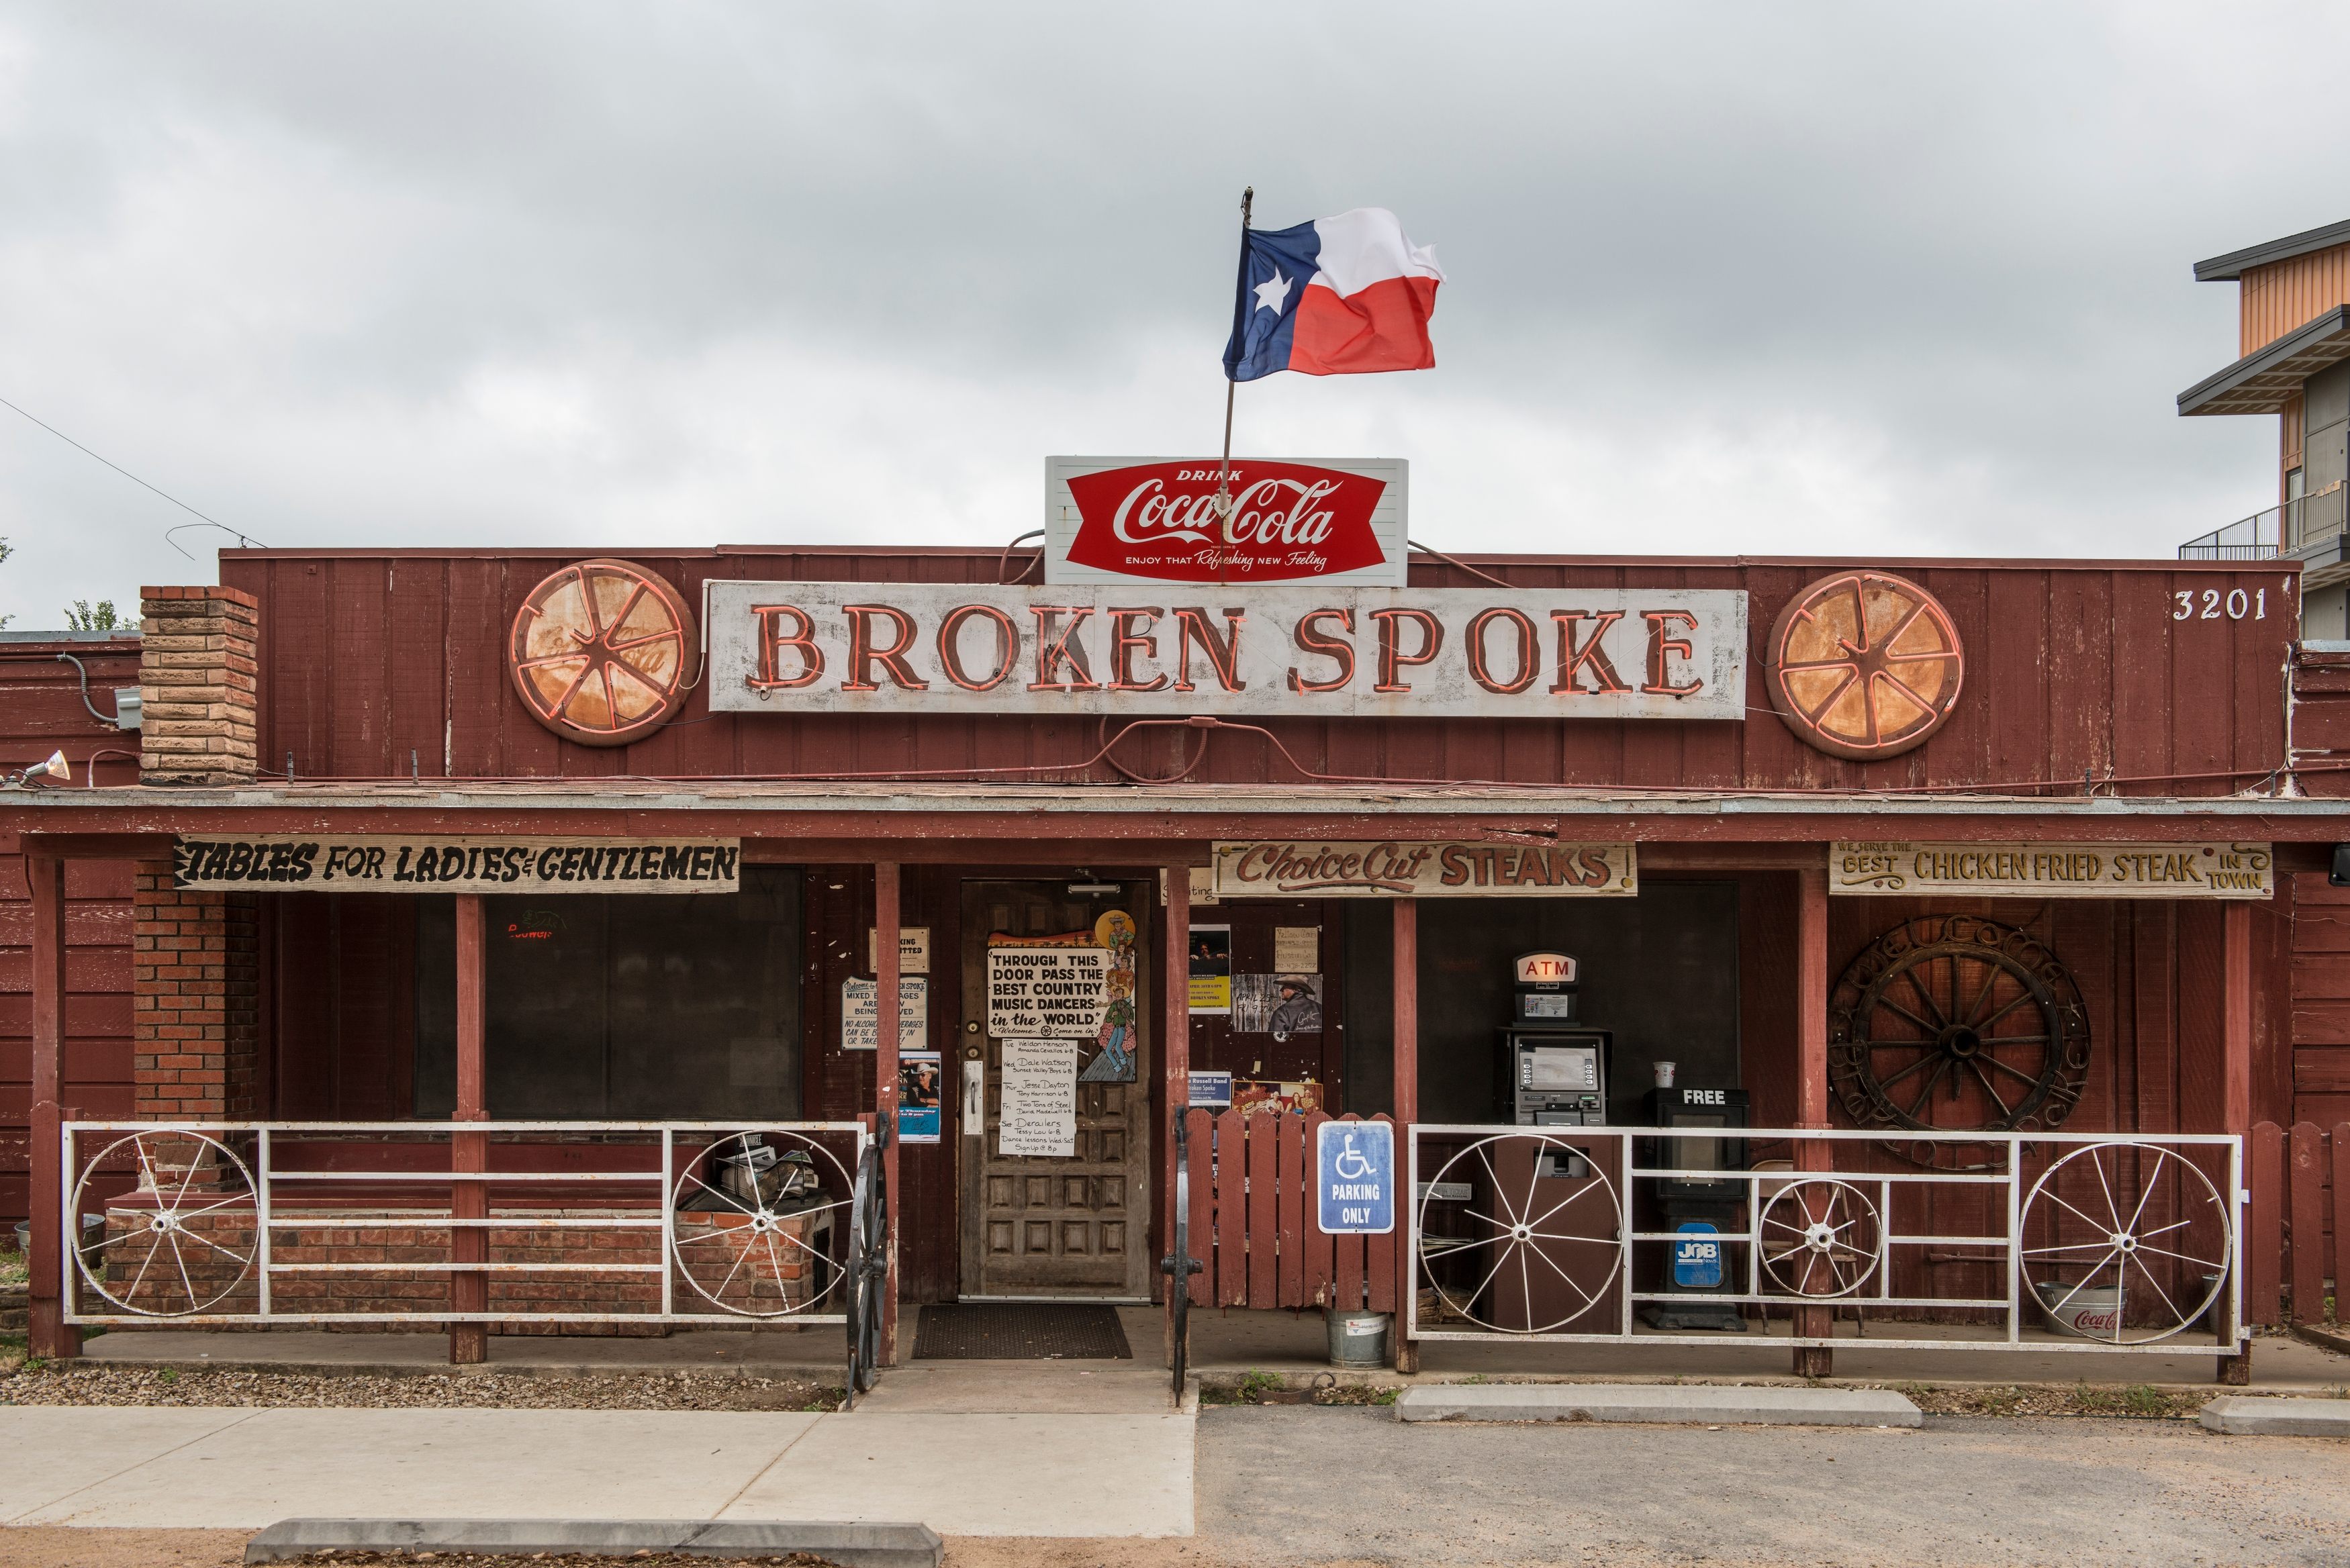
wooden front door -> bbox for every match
[958,879,1153,1300]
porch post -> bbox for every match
[1162,859,1190,1367]
[27,852,81,1361]
[874,861,902,1367]
[449,893,488,1365]
[1792,863,1833,1377]
[2218,899,2254,1386]
[1392,898,1420,1375]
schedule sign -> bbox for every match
[1315,1120,1396,1236]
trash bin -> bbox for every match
[13,1216,105,1258]
[1327,1309,1391,1367]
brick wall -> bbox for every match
[132,863,260,1120]
[138,584,258,786]
[95,1206,829,1335]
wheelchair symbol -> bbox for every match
[1331,1132,1376,1183]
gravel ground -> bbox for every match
[278,1556,843,1566]
[0,1361,841,1411]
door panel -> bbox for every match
[958,880,1152,1299]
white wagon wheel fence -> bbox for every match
[668,1127,860,1319]
[2018,1140,2232,1344]
[72,1128,261,1317]
[1414,1130,1626,1335]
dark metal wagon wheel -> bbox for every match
[843,1126,888,1404]
[1160,1110,1205,1400]
[1828,916,2092,1171]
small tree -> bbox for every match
[64,599,126,632]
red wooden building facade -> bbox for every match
[5,544,2345,1373]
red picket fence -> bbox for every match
[1180,1109,1397,1312]
[2247,1120,2349,1327]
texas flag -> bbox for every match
[1221,207,1445,382]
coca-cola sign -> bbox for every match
[1047,456,1407,587]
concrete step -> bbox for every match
[243,1518,942,1566]
[1395,1382,1922,1427]
[2199,1395,2350,1436]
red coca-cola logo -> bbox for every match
[1063,460,1389,582]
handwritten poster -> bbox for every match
[841,977,928,1050]
[999,1039,1078,1158]
[986,946,1112,1038]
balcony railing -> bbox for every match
[2179,503,2291,560]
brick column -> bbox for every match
[132,864,261,1122]
[138,585,259,786]
[132,585,265,1135]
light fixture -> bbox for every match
[2,750,71,790]
[1067,881,1122,896]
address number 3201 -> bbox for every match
[2172,588,2267,622]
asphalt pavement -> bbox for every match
[1194,1406,2350,1567]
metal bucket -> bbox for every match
[1327,1309,1391,1367]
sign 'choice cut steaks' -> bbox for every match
[705,581,1746,722]
[1045,456,1407,587]
[1215,840,1638,898]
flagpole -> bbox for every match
[1214,186,1253,520]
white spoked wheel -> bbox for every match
[669,1128,857,1319]
[2020,1142,2231,1345]
[1759,1179,1882,1299]
[1417,1132,1624,1335]
[71,1130,257,1316]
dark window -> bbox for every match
[414,867,803,1119]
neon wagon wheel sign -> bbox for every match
[508,559,701,746]
[1765,570,1964,761]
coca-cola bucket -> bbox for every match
[2033,1281,2125,1339]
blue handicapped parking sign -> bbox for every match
[1316,1120,1395,1236]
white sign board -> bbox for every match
[998,1039,1079,1158]
[1830,842,2274,899]
[1213,840,1638,898]
[706,581,1746,722]
[841,977,928,1050]
[174,835,741,893]
[986,946,1113,1038]
[865,926,933,975]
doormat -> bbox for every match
[912,1303,1133,1361]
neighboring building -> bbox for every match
[2178,218,2350,635]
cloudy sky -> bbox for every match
[0,3,2335,626]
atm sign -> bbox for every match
[1514,952,1579,985]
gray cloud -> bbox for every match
[0,1,2329,626]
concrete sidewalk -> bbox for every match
[0,1395,1193,1537]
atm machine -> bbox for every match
[1480,952,1621,1332]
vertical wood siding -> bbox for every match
[2241,244,2350,355]
[0,639,141,1223]
[219,552,2296,797]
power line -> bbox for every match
[0,392,264,552]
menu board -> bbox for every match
[998,1039,1078,1158]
